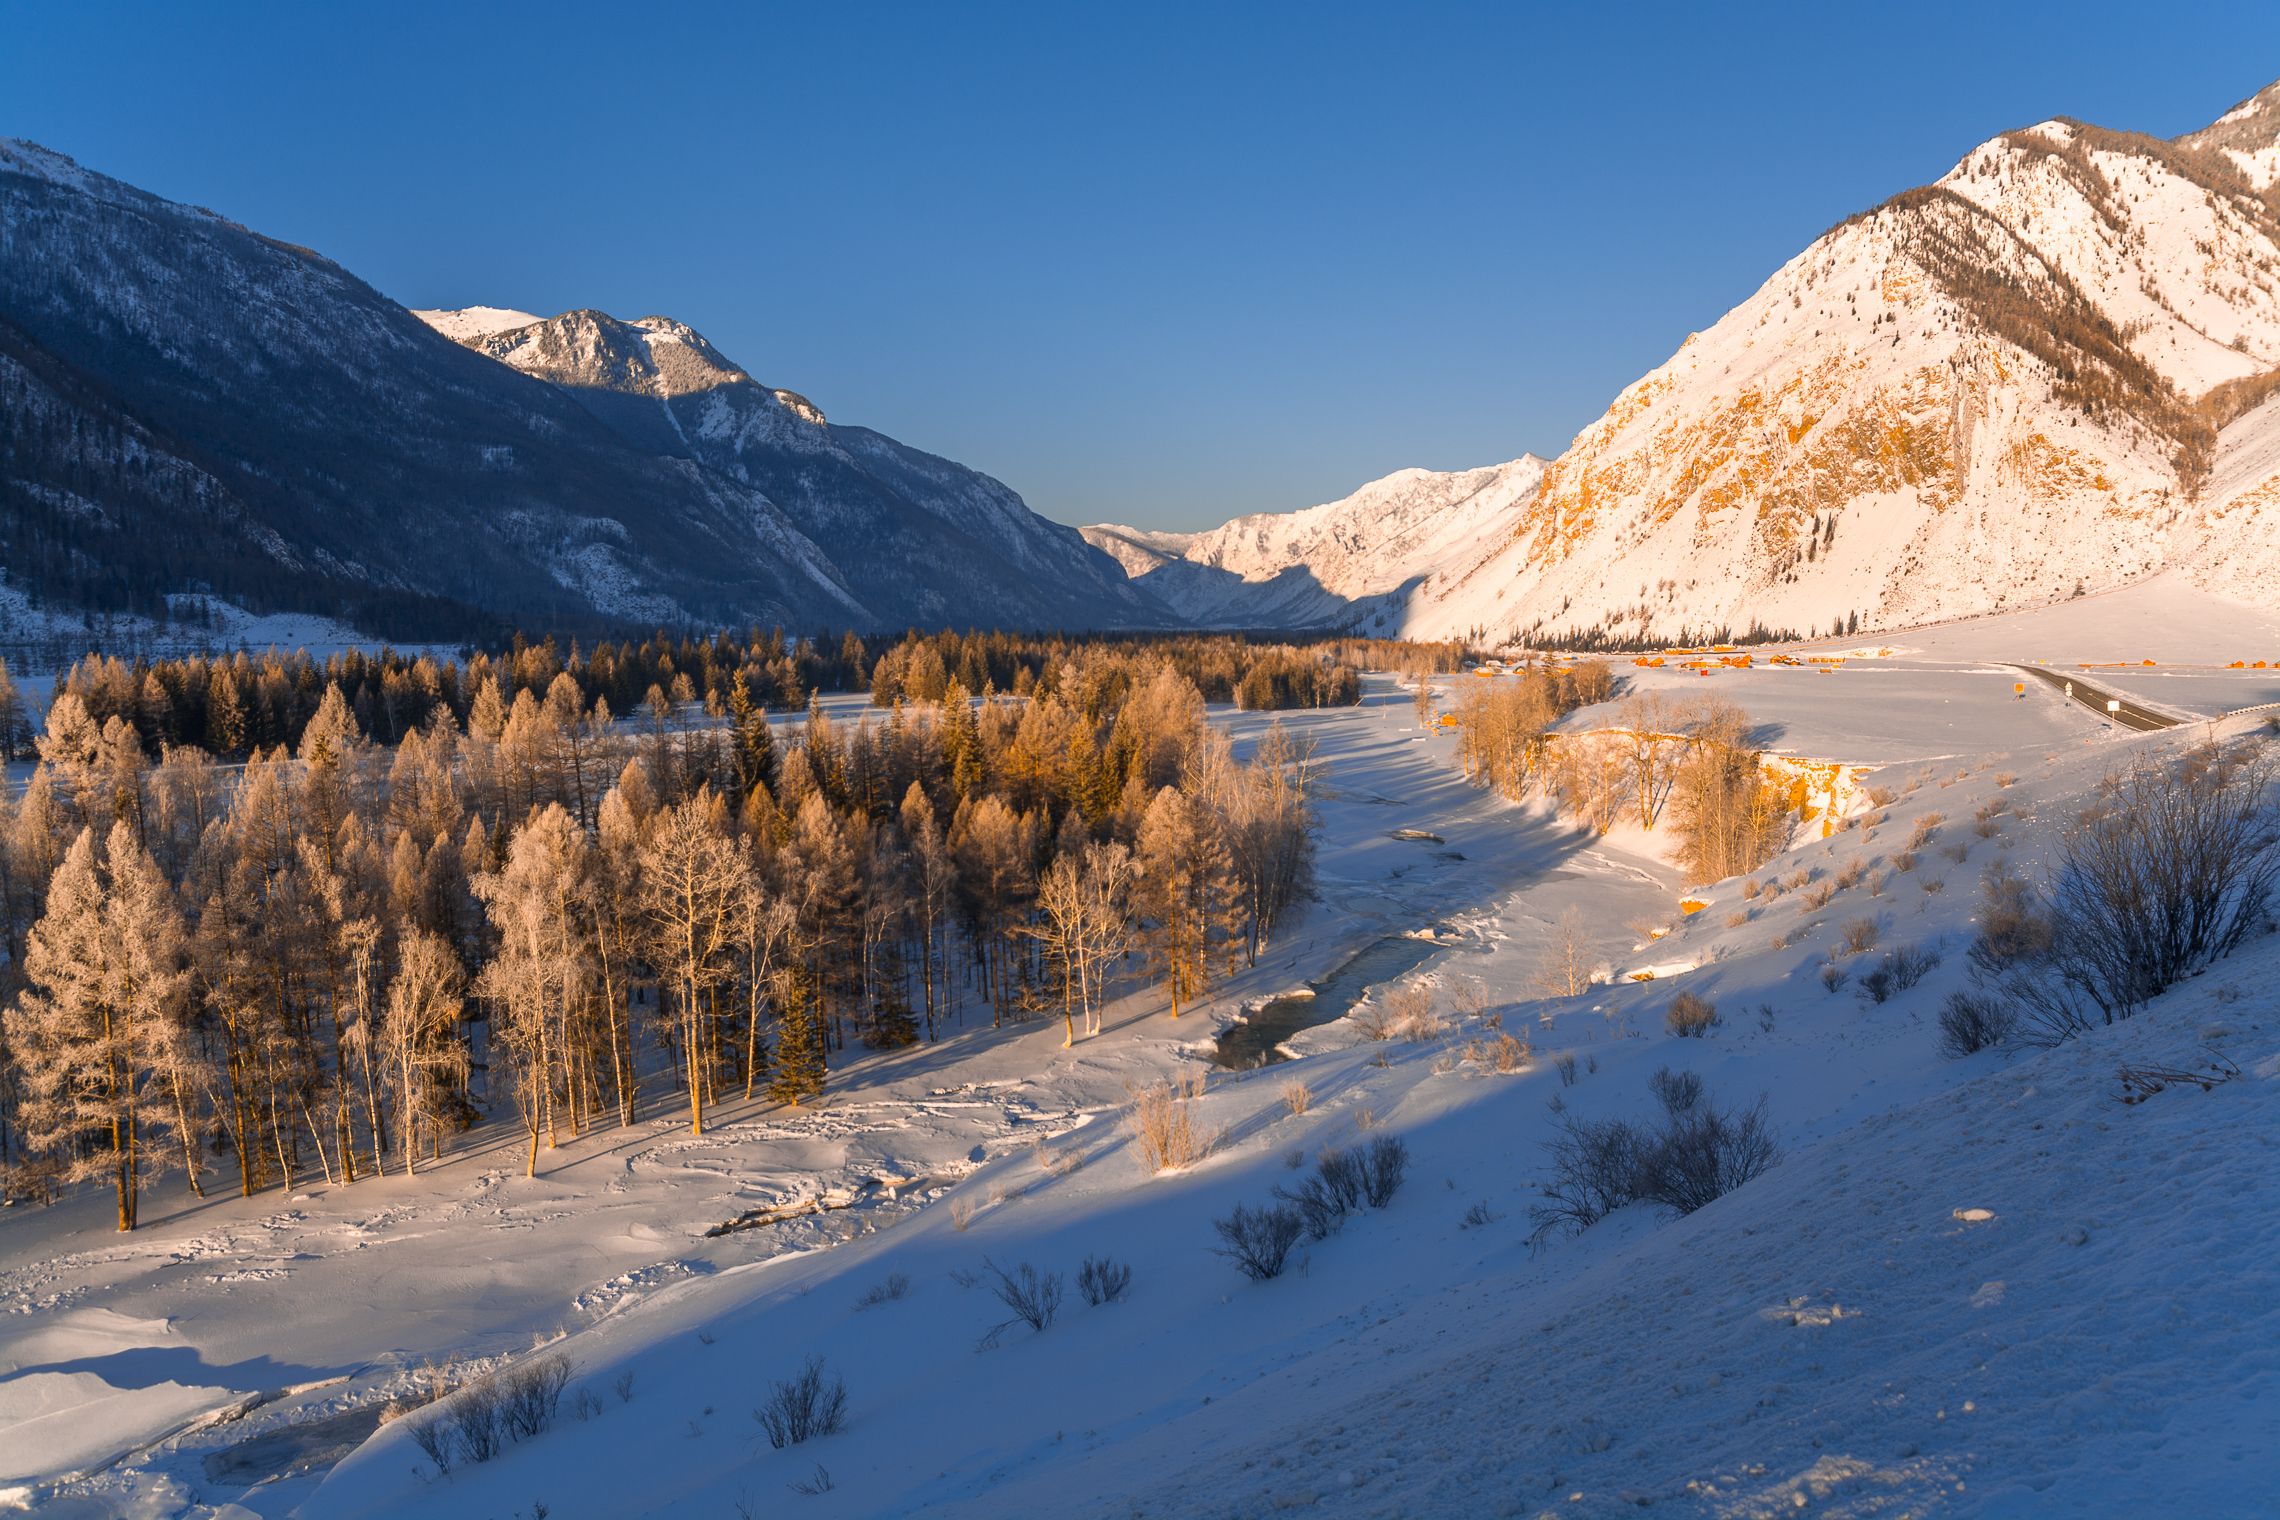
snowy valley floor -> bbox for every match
[5,648,2279,1519]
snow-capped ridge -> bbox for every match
[411,305,542,342]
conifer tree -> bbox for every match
[767,966,826,1107]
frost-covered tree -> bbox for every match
[8,824,188,1229]
[638,791,743,1135]
[380,929,467,1175]
[475,804,594,1174]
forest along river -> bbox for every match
[1213,931,1452,1069]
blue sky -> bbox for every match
[6,2,2278,530]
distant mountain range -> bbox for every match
[10,80,2280,655]
[0,140,1152,643]
[1087,79,2280,644]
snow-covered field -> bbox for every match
[6,647,2278,1519]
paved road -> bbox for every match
[2010,664,2181,732]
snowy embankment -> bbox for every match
[297,684,2278,1517]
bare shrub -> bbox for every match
[1131,1071,1216,1172]
[1275,1147,1367,1240]
[2012,744,2280,1036]
[1635,1096,1780,1215]
[854,1273,910,1310]
[1768,929,1792,951]
[410,1411,456,1475]
[1725,909,1751,929]
[1379,982,1445,1042]
[1944,840,1971,865]
[1279,1080,1312,1116]
[1649,1066,1703,1115]
[1995,773,2017,789]
[1938,991,2016,1057]
[1784,868,1811,890]
[1835,858,1870,890]
[754,1356,848,1448]
[949,1197,978,1232]
[1969,863,2050,976]
[1077,1255,1131,1306]
[1887,942,1941,989]
[1837,914,1883,955]
[497,1354,571,1442]
[1350,998,1394,1040]
[1460,1200,1500,1229]
[1910,813,1944,844]
[1819,959,1850,993]
[1213,1202,1304,1280]
[1665,990,1718,1038]
[1856,963,1895,1006]
[1741,877,1763,900]
[1445,977,1491,1021]
[978,1259,1062,1346]
[447,1377,506,1465]
[1556,1053,1579,1086]
[1920,876,1946,895]
[1465,1032,1531,1071]
[1359,1134,1408,1208]
[613,1371,635,1404]
[1866,784,1899,807]
[1800,880,1837,910]
[1528,1115,1644,1247]
[1892,848,1919,873]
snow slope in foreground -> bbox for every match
[303,702,2280,1519]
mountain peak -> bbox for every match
[455,307,753,401]
[2178,78,2280,188]
[411,305,542,342]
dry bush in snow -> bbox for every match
[1279,1080,1312,1116]
[1378,981,1445,1042]
[2010,744,2280,1038]
[854,1273,910,1310]
[1131,1071,1216,1172]
[1665,990,1718,1038]
[1077,1255,1132,1306]
[1634,1097,1780,1215]
[1213,1202,1304,1280]
[977,1259,1062,1347]
[1837,914,1883,955]
[1465,1032,1531,1072]
[755,1356,848,1447]
[1938,990,2017,1057]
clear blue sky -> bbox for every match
[6,2,2278,530]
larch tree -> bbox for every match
[379,929,467,1176]
[1135,785,1234,1018]
[637,790,744,1136]
[8,824,189,1230]
[475,803,594,1174]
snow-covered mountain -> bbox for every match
[421,307,1155,630]
[0,139,1151,643]
[1094,81,2280,645]
[1451,100,2280,646]
[1082,456,1547,633]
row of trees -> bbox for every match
[49,629,1385,762]
[0,646,1325,1229]
[1449,671,1792,881]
